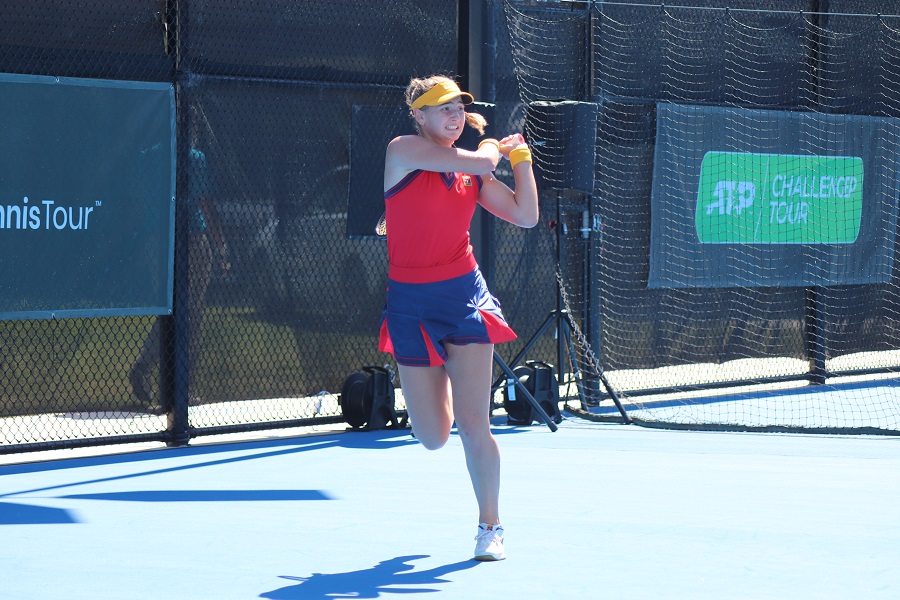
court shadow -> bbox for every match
[59,489,331,502]
[260,555,481,599]
[1,489,328,525]
[0,501,78,525]
[0,425,532,523]
[1,429,419,478]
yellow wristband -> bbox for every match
[509,147,532,168]
[478,138,500,152]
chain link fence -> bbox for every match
[2,1,519,452]
[7,1,899,452]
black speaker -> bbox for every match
[502,361,562,426]
[340,366,401,430]
[524,101,598,194]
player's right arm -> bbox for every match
[384,135,500,191]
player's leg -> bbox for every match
[443,341,506,560]
[442,342,500,525]
[397,363,454,451]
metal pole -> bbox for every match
[166,0,190,447]
[805,287,827,386]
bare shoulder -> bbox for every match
[384,135,420,191]
[386,134,427,156]
[385,135,416,167]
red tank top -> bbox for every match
[384,170,483,283]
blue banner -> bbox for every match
[0,74,175,319]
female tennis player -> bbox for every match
[378,75,538,561]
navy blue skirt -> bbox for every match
[378,268,517,367]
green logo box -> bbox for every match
[695,151,863,244]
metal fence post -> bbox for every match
[805,287,827,386]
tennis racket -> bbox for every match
[375,211,387,239]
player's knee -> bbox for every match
[454,412,490,440]
[410,419,450,449]
[421,439,447,451]
[416,430,449,451]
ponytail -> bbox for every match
[465,111,488,136]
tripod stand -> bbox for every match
[491,195,630,425]
[492,350,559,432]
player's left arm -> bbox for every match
[476,135,539,228]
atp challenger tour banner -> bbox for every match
[648,103,899,288]
[0,74,175,319]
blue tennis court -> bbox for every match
[1,413,897,600]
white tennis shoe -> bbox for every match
[474,523,506,561]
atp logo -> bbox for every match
[705,180,756,216]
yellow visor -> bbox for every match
[410,80,475,110]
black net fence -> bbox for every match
[0,0,471,451]
[4,1,900,453]
[500,0,900,433]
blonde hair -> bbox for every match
[405,75,487,136]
